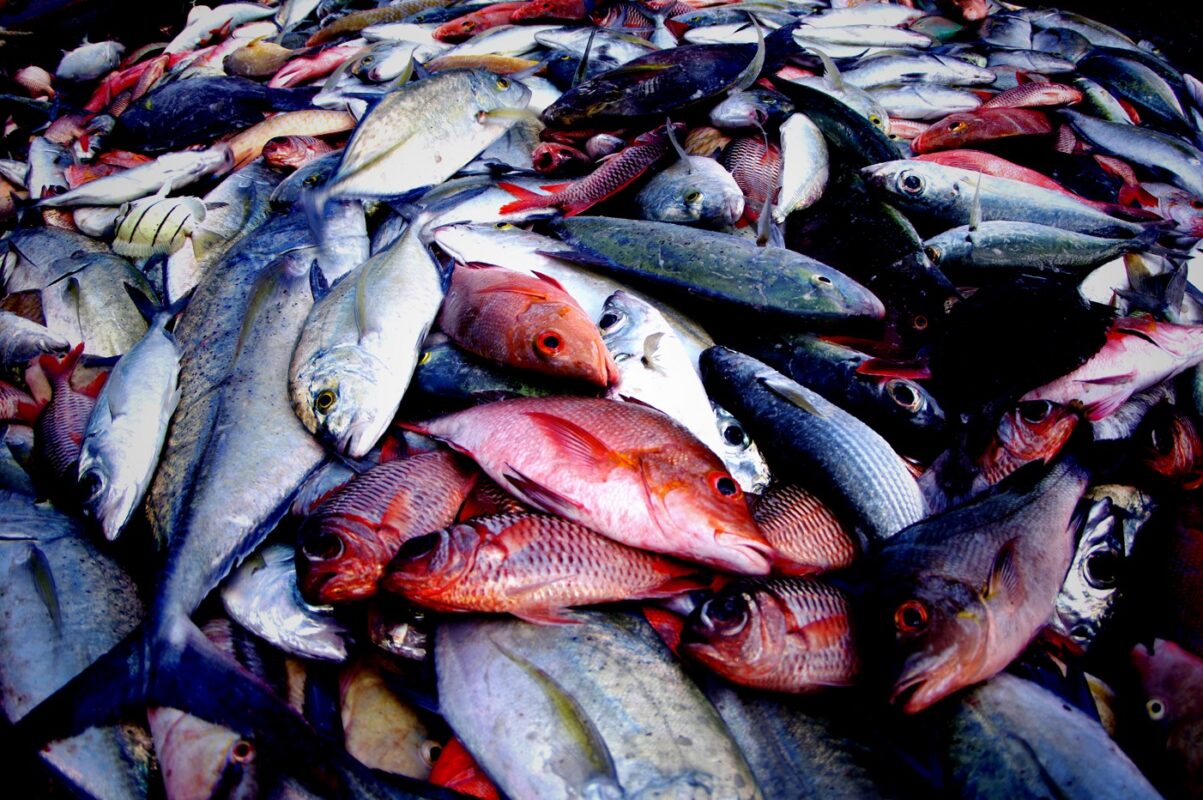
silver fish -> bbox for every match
[55,40,124,81]
[37,148,233,208]
[0,309,69,368]
[635,155,744,228]
[775,113,828,223]
[221,543,351,662]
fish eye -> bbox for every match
[1018,400,1053,424]
[495,76,509,90]
[894,599,929,634]
[900,172,925,194]
[362,55,374,65]
[303,173,321,187]
[722,422,747,446]
[1084,549,1120,589]
[702,591,749,634]
[1150,420,1174,455]
[231,740,255,764]
[1147,698,1167,721]
[315,389,338,413]
[870,115,882,126]
[598,311,622,331]
[811,274,834,288]
[886,379,922,412]
[535,330,565,356]
[494,221,514,229]
[463,21,477,30]
[924,245,941,263]
[420,740,443,766]
[684,189,702,204]
[708,470,742,499]
[79,469,106,502]
[949,120,968,133]
[397,532,440,560]
[301,528,344,562]
[1191,199,1203,210]
[911,313,929,331]
[417,350,433,366]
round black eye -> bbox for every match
[1147,699,1166,720]
[1084,549,1120,589]
[1019,400,1053,424]
[598,312,620,330]
[924,245,941,263]
[362,55,374,65]
[722,423,746,446]
[421,740,443,766]
[397,532,440,560]
[704,592,749,631]
[887,380,920,411]
[231,740,255,763]
[715,476,738,496]
[303,174,320,187]
[301,528,344,562]
[894,599,929,633]
[1150,421,1174,455]
[901,173,924,193]
[315,389,337,413]
[79,469,105,501]
[1069,623,1092,642]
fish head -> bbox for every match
[874,376,945,430]
[1132,639,1203,728]
[682,584,788,682]
[507,290,618,387]
[1158,190,1203,237]
[642,449,772,574]
[292,345,394,458]
[531,143,589,175]
[470,69,534,113]
[861,161,953,211]
[297,514,394,603]
[77,449,137,542]
[641,158,745,227]
[881,574,990,713]
[1139,403,1202,483]
[913,112,982,154]
[382,525,476,603]
[147,706,259,800]
[1052,496,1123,649]
[711,403,771,494]
[979,401,1079,485]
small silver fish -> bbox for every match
[55,40,125,81]
[635,156,744,228]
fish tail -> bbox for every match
[37,342,85,386]
[497,182,554,214]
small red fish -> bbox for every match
[14,65,55,100]
[438,262,619,387]
[751,484,858,575]
[682,578,859,692]
[85,53,183,113]
[981,82,1083,109]
[262,135,337,171]
[912,108,1053,154]
[531,142,592,175]
[977,401,1080,486]
[1021,318,1203,421]
[64,163,122,189]
[887,119,931,142]
[434,2,528,42]
[402,397,773,574]
[269,42,362,88]
[31,343,106,482]
[720,134,781,224]
[382,512,706,623]
[510,0,593,22]
[296,451,478,603]
[498,124,679,216]
[0,380,42,424]
[429,738,501,800]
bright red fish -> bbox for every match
[751,483,858,575]
[269,42,362,88]
[681,578,859,692]
[981,82,1083,109]
[382,512,706,623]
[977,401,1080,486]
[498,124,679,216]
[434,3,528,42]
[531,142,592,175]
[0,379,42,424]
[31,343,106,482]
[438,262,619,388]
[262,135,337,171]
[296,451,478,603]
[429,738,501,800]
[510,0,592,22]
[402,397,774,574]
[912,108,1053,154]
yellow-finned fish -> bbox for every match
[111,195,205,259]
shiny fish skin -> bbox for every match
[752,484,857,575]
[0,310,69,368]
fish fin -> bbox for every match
[642,331,665,373]
[573,27,597,88]
[790,613,848,648]
[539,182,574,193]
[643,575,709,599]
[732,14,765,93]
[0,289,47,325]
[1082,393,1136,421]
[809,46,843,92]
[15,400,44,424]
[969,173,983,231]
[27,543,61,633]
[1077,371,1138,386]
[665,118,689,164]
[502,463,585,517]
[642,605,686,657]
[530,270,568,293]
[855,358,932,380]
[123,282,159,324]
[497,181,553,213]
[1117,98,1142,125]
[80,370,109,398]
[309,259,330,302]
[1117,184,1159,208]
[758,374,827,417]
[983,538,1022,600]
[511,608,584,625]
[534,245,615,270]
[37,342,84,385]
[525,411,635,470]
[601,62,679,81]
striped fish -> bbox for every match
[112,195,206,259]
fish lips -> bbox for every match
[712,530,773,575]
[889,647,967,713]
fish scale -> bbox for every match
[35,346,100,481]
[752,484,857,574]
[721,134,781,222]
[383,512,702,620]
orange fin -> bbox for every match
[14,400,44,424]
[643,576,709,598]
[80,371,108,398]
[502,464,585,517]
[1118,184,1159,208]
[525,411,632,470]
[511,607,582,625]
[855,358,932,380]
[1117,98,1142,125]
[539,182,573,193]
[497,181,553,214]
[530,271,568,293]
[791,613,849,648]
[38,342,84,384]
[642,605,686,656]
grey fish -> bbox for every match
[869,85,982,121]
[26,136,71,199]
[1061,109,1203,198]
[635,155,745,227]
[36,148,233,208]
[221,543,351,662]
[862,159,1146,238]
[1,227,110,294]
[147,212,325,636]
[55,40,124,81]
[41,251,153,357]
[841,54,997,90]
[437,611,761,799]
[700,347,925,542]
[923,221,1159,274]
[0,488,148,800]
[943,673,1162,799]
[0,309,69,367]
[986,49,1076,74]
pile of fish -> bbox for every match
[5,0,1203,797]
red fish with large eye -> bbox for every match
[1138,403,1203,488]
[510,0,593,22]
[437,262,619,388]
[401,397,773,574]
[296,451,478,603]
[531,142,592,176]
[975,400,1080,486]
[381,512,705,623]
[680,578,859,692]
[434,2,528,43]
[30,343,107,482]
[912,108,1054,154]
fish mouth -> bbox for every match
[889,674,931,713]
[714,531,773,575]
[889,654,961,713]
